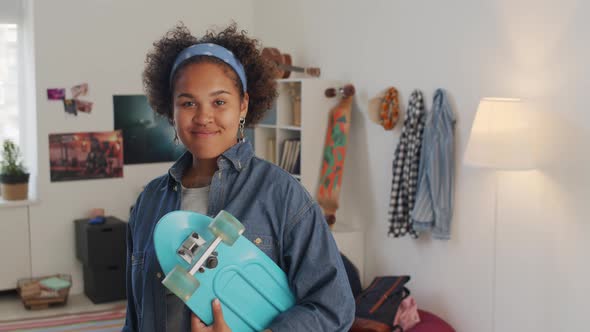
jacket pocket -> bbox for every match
[246,233,278,263]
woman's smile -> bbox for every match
[190,129,220,138]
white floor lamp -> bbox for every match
[463,98,536,332]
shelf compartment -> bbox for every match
[253,127,277,164]
[277,81,302,128]
[277,129,301,175]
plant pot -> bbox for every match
[0,173,30,201]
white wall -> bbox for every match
[28,0,254,294]
[253,0,590,331]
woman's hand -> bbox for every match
[191,299,232,332]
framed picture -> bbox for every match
[49,130,124,182]
[113,95,184,164]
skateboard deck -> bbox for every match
[317,85,355,227]
[153,210,295,331]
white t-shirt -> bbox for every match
[180,184,210,213]
[166,184,210,331]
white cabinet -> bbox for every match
[0,206,32,290]
[250,78,364,284]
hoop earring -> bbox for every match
[173,128,179,145]
[238,117,246,143]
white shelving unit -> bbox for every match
[251,78,365,284]
[253,78,343,194]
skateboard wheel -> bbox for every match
[162,265,200,302]
[209,210,245,246]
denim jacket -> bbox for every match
[411,88,456,239]
[123,141,355,331]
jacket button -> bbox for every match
[254,238,262,245]
[156,272,162,279]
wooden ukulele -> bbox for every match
[262,47,321,79]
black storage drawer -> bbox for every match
[74,216,126,267]
[75,216,127,304]
[83,264,126,303]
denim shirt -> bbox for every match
[411,88,456,239]
[123,141,355,332]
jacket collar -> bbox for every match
[167,141,254,185]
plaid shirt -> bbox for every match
[388,90,426,238]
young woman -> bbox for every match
[123,23,355,332]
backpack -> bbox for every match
[350,276,411,332]
[341,253,362,298]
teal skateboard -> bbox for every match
[153,210,295,331]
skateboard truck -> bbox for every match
[177,232,206,264]
[174,211,245,276]
[161,211,246,302]
[187,237,223,275]
[177,232,221,272]
[324,84,355,98]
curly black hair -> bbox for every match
[142,22,278,126]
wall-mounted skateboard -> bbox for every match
[317,84,355,228]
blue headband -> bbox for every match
[169,43,247,92]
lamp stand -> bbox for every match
[491,171,499,332]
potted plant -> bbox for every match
[0,139,29,201]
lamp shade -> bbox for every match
[464,98,536,170]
